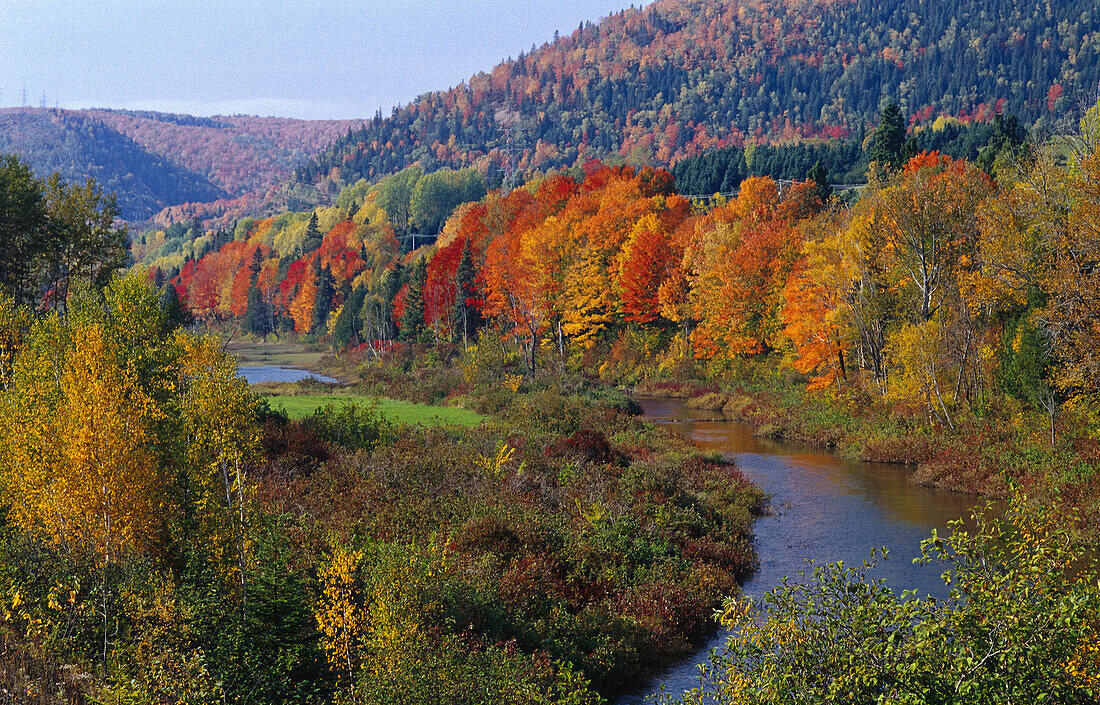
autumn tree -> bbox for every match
[1041,145,1100,433]
[175,334,261,593]
[687,177,803,358]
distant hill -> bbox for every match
[0,107,361,222]
[295,0,1100,192]
[0,108,226,221]
[86,110,361,198]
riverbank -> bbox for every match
[634,374,1100,543]
[621,397,985,702]
[254,374,766,699]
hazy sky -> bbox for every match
[0,1,644,120]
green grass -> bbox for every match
[265,393,485,427]
[227,340,326,367]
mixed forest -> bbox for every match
[295,0,1100,195]
[3,93,1100,699]
[5,0,1100,232]
[0,108,360,222]
[147,99,1100,525]
[3,0,1100,701]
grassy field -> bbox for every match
[265,392,485,427]
[226,340,326,368]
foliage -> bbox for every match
[296,0,1100,196]
[666,494,1100,704]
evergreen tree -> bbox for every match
[452,239,482,347]
[244,284,270,338]
[331,285,367,350]
[158,283,193,333]
[807,160,831,208]
[301,212,323,254]
[399,256,427,342]
[311,260,335,334]
[871,103,908,173]
[380,261,404,340]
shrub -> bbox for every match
[667,494,1100,704]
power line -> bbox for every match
[679,181,866,201]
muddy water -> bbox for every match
[618,398,984,703]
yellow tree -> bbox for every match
[53,325,164,561]
[1,319,164,562]
[176,334,261,588]
[0,315,166,663]
[875,153,991,322]
[316,543,367,704]
[1043,146,1100,432]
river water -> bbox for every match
[618,397,984,703]
[237,365,339,385]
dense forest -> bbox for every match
[8,95,1100,700]
[5,0,1097,228]
[3,0,1100,698]
[87,110,362,199]
[294,0,1100,194]
[0,155,766,703]
[0,108,360,221]
[0,109,227,221]
[4,112,1100,698]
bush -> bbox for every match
[304,401,395,450]
[667,494,1100,704]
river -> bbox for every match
[237,365,339,385]
[618,397,984,703]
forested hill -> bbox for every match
[86,110,362,198]
[0,108,360,222]
[0,108,226,221]
[295,0,1100,191]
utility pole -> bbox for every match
[21,85,27,107]
[501,119,527,193]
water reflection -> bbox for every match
[238,365,339,385]
[618,397,983,703]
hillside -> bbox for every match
[0,107,361,222]
[295,0,1100,192]
[87,109,362,198]
[0,108,226,221]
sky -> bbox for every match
[0,1,644,120]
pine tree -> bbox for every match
[244,284,270,337]
[807,160,831,208]
[452,239,482,347]
[332,285,366,350]
[302,212,323,254]
[311,261,335,334]
[871,103,908,173]
[380,261,404,340]
[399,256,427,342]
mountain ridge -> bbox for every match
[0,107,361,222]
[294,0,1100,192]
